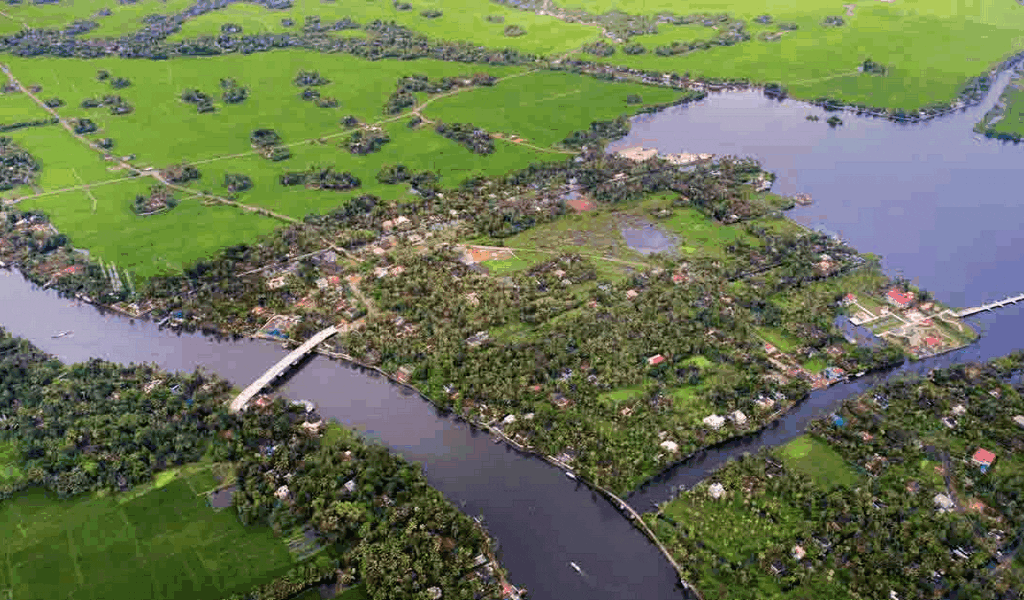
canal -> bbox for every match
[3,66,1024,600]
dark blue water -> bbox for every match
[610,70,1024,308]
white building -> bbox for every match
[708,483,725,500]
[703,414,726,430]
[660,440,679,453]
[731,410,748,426]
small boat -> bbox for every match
[492,436,501,444]
[570,562,582,574]
[52,330,71,338]
[565,471,576,480]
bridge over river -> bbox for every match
[230,325,338,412]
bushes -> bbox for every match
[220,22,242,34]
[821,15,844,27]
[0,137,39,191]
[434,122,494,155]
[504,24,525,37]
[222,85,249,104]
[561,116,630,149]
[583,41,616,57]
[132,185,178,215]
[110,76,131,89]
[344,128,391,155]
[0,117,58,133]
[626,93,642,105]
[420,8,442,18]
[486,14,504,23]
[181,88,215,113]
[73,118,98,135]
[279,166,361,191]
[160,162,201,184]
[224,173,252,192]
[294,70,329,86]
[861,59,887,75]
[43,97,63,108]
[623,43,646,55]
[251,128,282,148]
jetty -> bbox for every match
[230,325,338,412]
[956,293,1024,317]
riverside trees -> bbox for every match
[0,328,508,599]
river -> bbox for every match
[3,70,1024,600]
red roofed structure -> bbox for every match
[886,289,913,308]
[972,448,996,468]
[924,336,942,348]
[647,354,665,366]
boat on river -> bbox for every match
[565,471,576,480]
[569,562,582,574]
[51,330,71,338]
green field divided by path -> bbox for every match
[0,469,294,600]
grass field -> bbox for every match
[19,179,282,277]
[422,70,681,146]
[778,435,860,490]
[0,466,294,600]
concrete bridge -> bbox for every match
[957,293,1024,318]
[230,325,338,412]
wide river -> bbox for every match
[3,69,1023,600]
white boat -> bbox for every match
[565,471,576,480]
[52,330,71,338]
[570,562,581,574]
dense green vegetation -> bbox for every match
[648,352,1024,600]
[0,329,507,600]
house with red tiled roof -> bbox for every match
[886,289,913,308]
[972,448,996,471]
[924,336,942,348]
[647,354,665,366]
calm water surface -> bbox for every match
[3,71,1024,599]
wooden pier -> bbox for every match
[957,293,1024,317]
[230,325,338,412]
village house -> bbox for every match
[972,448,996,471]
[551,393,571,409]
[730,410,747,426]
[659,440,679,453]
[274,485,292,502]
[1014,415,1024,429]
[886,289,913,308]
[703,414,726,430]
[626,289,639,300]
[465,331,490,348]
[647,354,665,366]
[395,365,414,383]
[708,483,725,500]
[763,342,778,354]
[791,545,806,561]
[343,479,357,494]
[672,272,686,285]
[841,293,857,306]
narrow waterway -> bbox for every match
[4,69,1024,600]
[0,271,683,600]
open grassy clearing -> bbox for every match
[423,70,681,146]
[168,0,600,54]
[582,0,1024,109]
[191,121,562,220]
[755,326,800,353]
[19,179,280,277]
[4,53,527,167]
[0,0,196,38]
[0,88,52,123]
[0,470,293,600]
[778,435,860,490]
